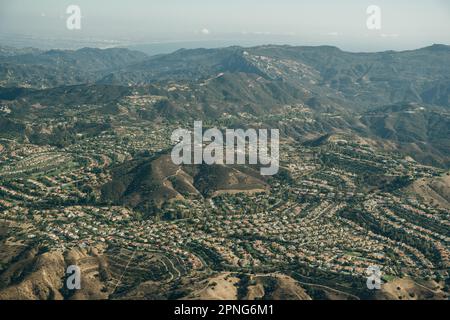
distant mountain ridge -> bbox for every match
[97,44,450,108]
[0,46,148,88]
[1,44,449,167]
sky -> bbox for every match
[0,0,449,52]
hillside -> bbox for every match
[0,47,147,88]
[101,154,268,216]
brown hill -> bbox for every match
[101,154,268,215]
[407,173,450,209]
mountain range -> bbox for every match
[1,44,449,167]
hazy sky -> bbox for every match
[1,0,449,51]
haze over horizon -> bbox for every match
[1,0,450,54]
